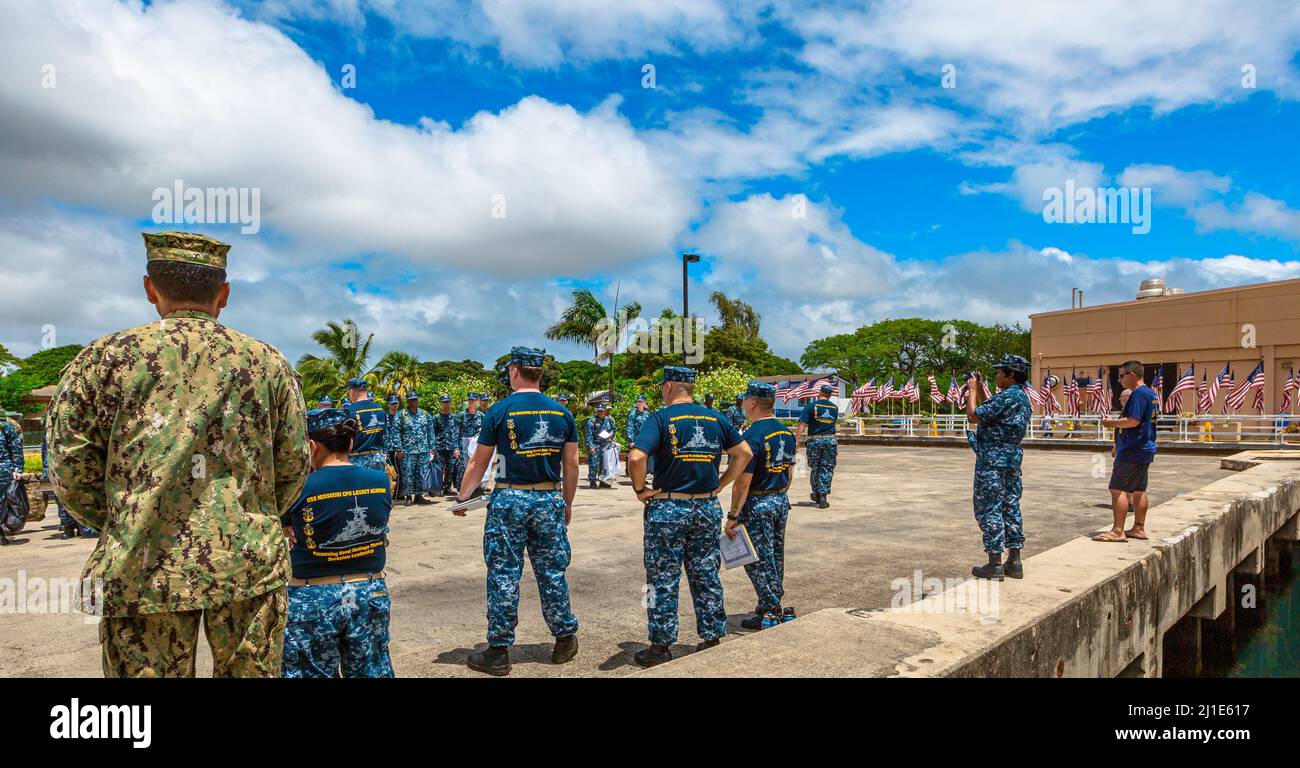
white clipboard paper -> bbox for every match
[449,495,490,514]
[720,524,760,570]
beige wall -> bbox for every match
[1030,279,1300,413]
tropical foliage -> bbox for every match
[296,319,375,402]
[0,344,84,413]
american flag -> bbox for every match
[928,373,945,405]
[1149,368,1164,414]
[1063,374,1080,417]
[775,381,795,401]
[1220,369,1235,414]
[788,377,833,401]
[1196,371,1209,414]
[1025,378,1045,410]
[1225,361,1264,412]
[1281,371,1296,413]
[1088,369,1104,414]
[850,379,877,413]
[947,375,960,404]
[980,377,992,402]
[906,377,921,404]
[1203,363,1229,413]
[879,376,895,400]
[1040,374,1060,416]
[1165,365,1197,414]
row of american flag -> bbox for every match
[777,363,1300,416]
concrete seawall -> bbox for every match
[639,451,1300,677]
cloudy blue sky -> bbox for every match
[2,0,1299,366]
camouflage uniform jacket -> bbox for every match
[395,408,433,452]
[972,385,1032,469]
[431,411,460,450]
[45,309,309,616]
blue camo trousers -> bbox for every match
[806,437,838,496]
[739,493,789,612]
[587,447,603,482]
[399,453,433,496]
[973,465,1024,554]
[483,490,578,647]
[351,451,388,474]
[282,579,394,678]
[643,498,727,645]
[435,450,457,492]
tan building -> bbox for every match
[1030,277,1300,414]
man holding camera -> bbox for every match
[965,355,1033,580]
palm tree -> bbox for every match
[545,287,641,364]
[297,319,375,401]
[372,350,425,399]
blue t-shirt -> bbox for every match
[343,397,388,453]
[799,399,839,436]
[742,417,796,492]
[634,402,743,494]
[1116,384,1159,464]
[477,391,578,484]
[281,464,391,580]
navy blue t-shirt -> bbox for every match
[742,417,796,492]
[281,464,391,580]
[634,402,743,493]
[343,397,388,453]
[1116,384,1159,464]
[799,399,839,436]
[477,391,578,484]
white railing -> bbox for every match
[840,413,1300,445]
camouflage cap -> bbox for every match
[997,354,1031,375]
[557,393,570,402]
[317,395,334,406]
[387,395,400,405]
[306,407,349,434]
[742,381,776,399]
[405,392,419,400]
[819,382,834,394]
[597,399,610,409]
[659,366,696,384]
[509,346,546,368]
[735,393,745,401]
[439,394,451,403]
[143,231,230,270]
[636,395,646,402]
[347,378,368,389]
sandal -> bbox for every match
[1124,529,1149,540]
[1091,530,1127,543]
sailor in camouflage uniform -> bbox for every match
[628,366,752,667]
[316,395,334,408]
[431,394,460,496]
[1,411,22,530]
[41,423,96,540]
[455,347,580,676]
[584,400,616,489]
[45,231,309,677]
[556,393,571,414]
[395,392,435,505]
[384,395,403,498]
[796,383,839,509]
[341,378,388,474]
[725,382,796,629]
[724,394,747,432]
[965,355,1033,580]
[456,394,485,488]
[281,408,394,678]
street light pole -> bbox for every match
[681,252,699,366]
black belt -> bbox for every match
[748,488,789,497]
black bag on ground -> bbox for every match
[1,480,30,536]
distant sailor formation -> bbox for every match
[38,229,1044,678]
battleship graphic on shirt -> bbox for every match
[477,391,578,484]
[282,464,391,580]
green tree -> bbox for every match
[801,318,1031,383]
[0,342,21,371]
[545,287,642,363]
[0,344,84,413]
[371,351,425,399]
[296,319,375,403]
[418,359,488,381]
[696,365,750,407]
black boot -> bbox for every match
[467,646,511,676]
[401,496,415,507]
[552,635,578,664]
[818,494,830,509]
[633,644,672,668]
[588,480,598,489]
[972,553,1004,581]
[63,524,79,540]
[414,495,434,505]
[694,638,721,652]
[740,611,768,631]
[1004,549,1024,579]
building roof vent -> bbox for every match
[1136,278,1166,299]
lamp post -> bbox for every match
[681,252,700,366]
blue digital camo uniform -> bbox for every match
[643,498,728,645]
[741,494,790,611]
[431,410,460,493]
[800,397,839,497]
[456,408,484,486]
[584,413,616,482]
[396,407,435,496]
[42,431,96,536]
[724,404,746,432]
[625,407,651,444]
[343,397,390,473]
[1,418,23,506]
[970,385,1032,553]
[475,386,580,647]
[283,580,395,678]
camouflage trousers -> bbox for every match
[973,464,1024,554]
[587,446,604,482]
[54,495,98,537]
[434,449,458,492]
[483,489,578,647]
[351,451,388,474]
[643,498,727,645]
[400,452,434,496]
[99,588,287,678]
[739,493,789,612]
[806,437,838,496]
[283,579,394,678]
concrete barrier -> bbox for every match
[639,451,1300,677]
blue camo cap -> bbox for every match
[509,346,546,368]
[636,395,646,402]
[347,377,368,389]
[306,407,349,433]
[659,366,696,384]
[405,392,419,400]
[742,380,776,399]
[317,395,334,405]
[386,395,399,404]
[597,399,610,409]
[997,354,1031,375]
[439,394,451,403]
[557,393,569,401]
[819,382,834,394]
